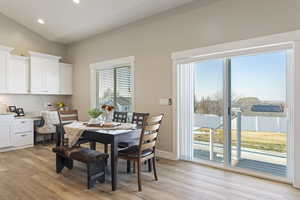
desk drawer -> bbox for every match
[13,119,33,133]
[12,132,33,147]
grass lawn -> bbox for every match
[193,128,286,153]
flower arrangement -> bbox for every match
[101,105,115,122]
[56,102,67,110]
[88,108,103,119]
[101,105,115,112]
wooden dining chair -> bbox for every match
[118,114,164,191]
[112,111,128,123]
[118,112,150,149]
[57,110,90,146]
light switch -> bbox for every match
[160,98,169,105]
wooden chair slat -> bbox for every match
[59,110,78,115]
[146,115,163,124]
[140,141,156,151]
[142,132,158,142]
[60,116,78,121]
[144,124,160,131]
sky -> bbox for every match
[194,51,286,102]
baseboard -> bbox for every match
[156,150,178,160]
[0,145,33,153]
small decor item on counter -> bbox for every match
[88,108,103,124]
[101,104,115,122]
[16,108,25,116]
[56,102,67,111]
[8,105,17,113]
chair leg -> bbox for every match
[90,141,96,150]
[127,160,131,173]
[152,157,158,181]
[104,144,108,154]
[148,159,152,172]
[56,154,64,173]
[133,161,136,174]
[137,160,142,192]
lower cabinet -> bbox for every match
[12,119,34,148]
[0,118,34,152]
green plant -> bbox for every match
[88,108,103,118]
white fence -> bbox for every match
[194,114,287,133]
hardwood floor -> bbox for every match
[0,145,300,200]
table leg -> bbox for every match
[111,137,118,191]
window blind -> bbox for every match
[96,66,132,111]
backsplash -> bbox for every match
[0,94,71,114]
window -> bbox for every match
[90,56,134,112]
[96,66,132,111]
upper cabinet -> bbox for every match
[60,63,73,95]
[7,56,29,94]
[0,45,14,93]
[29,51,61,94]
[0,47,72,95]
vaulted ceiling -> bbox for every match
[0,0,195,44]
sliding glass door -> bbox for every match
[190,50,289,178]
[193,59,224,163]
[230,51,287,177]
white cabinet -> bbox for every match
[0,45,14,93]
[29,51,61,94]
[0,115,14,149]
[7,56,29,94]
[11,119,33,148]
[60,63,73,95]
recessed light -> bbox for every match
[73,0,80,4]
[38,19,45,24]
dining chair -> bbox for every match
[118,114,164,191]
[57,110,90,146]
[118,112,150,149]
[103,111,129,154]
[112,111,128,123]
[35,111,60,144]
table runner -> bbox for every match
[63,121,136,147]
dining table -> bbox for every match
[56,122,140,191]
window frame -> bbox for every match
[90,56,135,111]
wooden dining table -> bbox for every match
[56,124,140,191]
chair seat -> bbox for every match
[53,146,108,163]
[119,145,153,158]
[118,140,138,149]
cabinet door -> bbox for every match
[60,63,73,95]
[30,57,46,93]
[45,60,59,94]
[0,52,8,93]
[0,123,11,148]
[8,57,29,94]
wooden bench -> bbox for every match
[53,146,108,189]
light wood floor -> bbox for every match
[0,145,300,200]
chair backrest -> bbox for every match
[138,114,164,155]
[58,110,79,124]
[57,110,79,146]
[113,111,128,123]
[132,112,149,128]
[41,111,60,126]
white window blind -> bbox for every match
[177,62,194,161]
[96,66,132,112]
